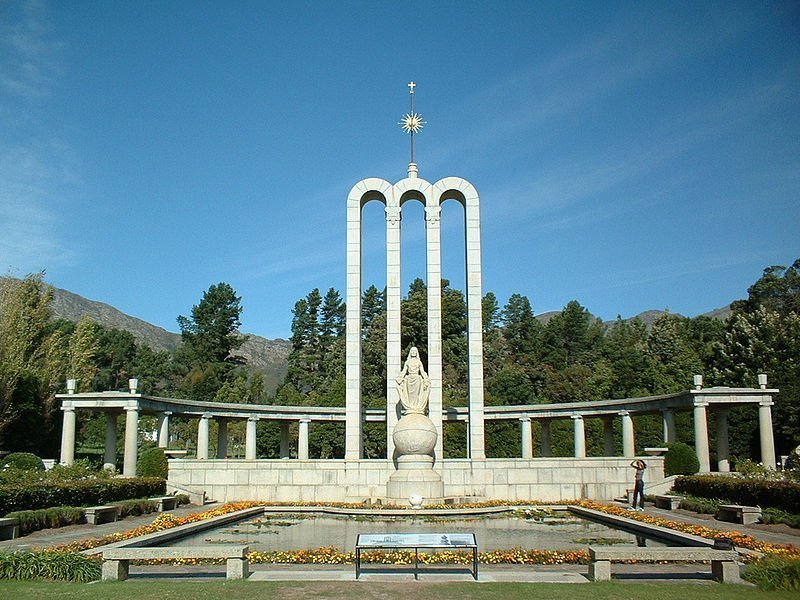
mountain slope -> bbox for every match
[45,283,290,395]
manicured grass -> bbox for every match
[0,581,797,600]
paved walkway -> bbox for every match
[0,502,226,552]
[1,501,797,583]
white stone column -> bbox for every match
[386,203,402,459]
[60,406,77,466]
[520,417,533,459]
[245,417,258,460]
[602,416,615,456]
[463,187,485,460]
[157,411,171,448]
[620,411,635,458]
[572,415,586,458]
[298,418,311,460]
[122,406,139,477]
[425,203,444,461]
[217,418,228,459]
[759,399,777,470]
[715,409,730,472]
[540,419,552,457]
[662,409,676,444]
[104,412,117,470]
[280,421,291,458]
[197,413,210,460]
[693,401,711,473]
[345,187,364,461]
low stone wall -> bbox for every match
[167,457,664,503]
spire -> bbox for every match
[399,81,425,178]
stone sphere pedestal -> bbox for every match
[386,413,444,504]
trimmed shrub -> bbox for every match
[762,508,800,529]
[663,442,700,476]
[673,474,800,514]
[0,477,165,515]
[677,495,723,514]
[0,453,45,472]
[0,550,100,582]
[744,557,800,591]
[137,447,168,479]
[5,506,85,535]
[114,498,157,518]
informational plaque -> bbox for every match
[356,533,476,548]
[355,533,478,580]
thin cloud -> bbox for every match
[0,1,75,272]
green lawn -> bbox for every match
[0,581,796,600]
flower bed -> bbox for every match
[577,501,800,559]
[46,500,800,566]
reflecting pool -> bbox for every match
[166,510,678,552]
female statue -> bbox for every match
[395,346,430,415]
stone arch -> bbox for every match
[432,177,485,459]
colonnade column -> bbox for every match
[757,373,777,470]
[344,187,364,460]
[60,406,76,466]
[245,417,258,460]
[122,405,139,477]
[298,418,311,460]
[520,417,533,459]
[602,416,615,456]
[280,421,291,458]
[217,418,228,459]
[572,415,586,458]
[104,412,117,470]
[662,409,676,445]
[464,191,486,460]
[620,411,635,458]
[759,402,776,470]
[693,401,711,473]
[385,204,402,460]
[716,409,730,472]
[157,411,171,448]
[425,204,444,461]
[540,420,552,457]
[197,413,210,460]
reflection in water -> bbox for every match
[166,513,675,552]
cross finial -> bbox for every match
[399,81,425,173]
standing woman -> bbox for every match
[630,459,647,511]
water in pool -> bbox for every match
[166,510,676,552]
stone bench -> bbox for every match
[150,496,179,512]
[0,517,20,540]
[588,546,741,584]
[101,545,249,581]
[654,495,683,510]
[84,505,119,525]
[717,504,762,525]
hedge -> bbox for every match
[5,507,86,535]
[673,475,800,513]
[0,478,165,515]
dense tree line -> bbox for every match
[279,260,800,462]
[0,277,257,461]
[2,259,798,465]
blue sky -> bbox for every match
[2,0,798,340]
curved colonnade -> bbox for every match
[57,375,777,478]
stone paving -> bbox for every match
[1,501,797,583]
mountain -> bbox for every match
[43,282,290,395]
[535,306,733,329]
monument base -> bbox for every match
[386,454,444,505]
